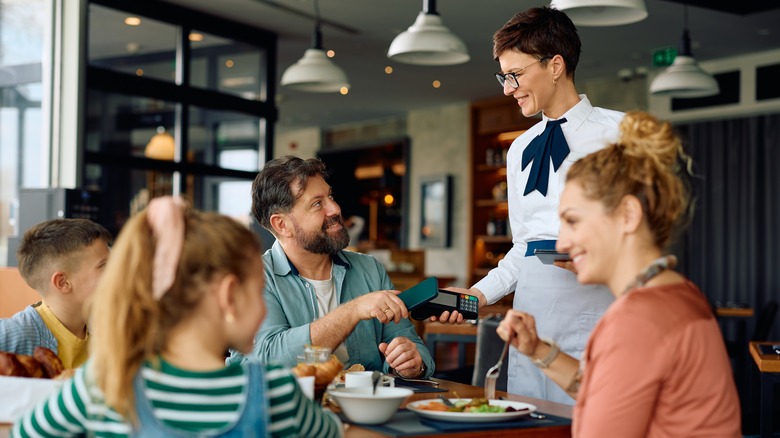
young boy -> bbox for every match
[0,218,111,369]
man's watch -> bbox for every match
[395,362,425,378]
[532,338,560,369]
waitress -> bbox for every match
[449,7,622,404]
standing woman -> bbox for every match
[447,7,621,404]
[497,111,740,437]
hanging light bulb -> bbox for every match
[650,6,718,98]
[281,0,349,92]
[387,0,469,66]
[550,0,647,26]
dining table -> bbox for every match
[0,379,574,438]
[337,378,573,438]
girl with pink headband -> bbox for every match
[13,196,342,437]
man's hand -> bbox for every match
[426,287,486,324]
[379,337,424,378]
[347,290,408,324]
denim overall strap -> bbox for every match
[132,362,269,437]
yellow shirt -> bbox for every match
[34,302,89,369]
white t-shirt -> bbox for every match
[303,274,349,363]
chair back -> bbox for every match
[471,314,508,391]
[751,300,778,341]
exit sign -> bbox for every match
[653,47,677,67]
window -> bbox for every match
[85,0,277,233]
[0,0,52,264]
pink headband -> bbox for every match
[146,196,186,300]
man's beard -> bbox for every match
[293,215,350,255]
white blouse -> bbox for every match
[473,95,624,304]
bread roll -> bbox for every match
[15,354,44,378]
[33,346,64,379]
[0,351,29,377]
[291,363,317,378]
[313,355,343,387]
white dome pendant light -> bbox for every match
[649,5,718,98]
[387,0,469,66]
[281,0,349,92]
[550,0,648,26]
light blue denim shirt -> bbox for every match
[227,241,434,378]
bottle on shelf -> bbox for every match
[486,213,496,236]
[493,147,503,166]
[495,215,506,236]
[492,181,508,201]
[485,146,495,166]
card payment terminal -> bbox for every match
[410,289,479,320]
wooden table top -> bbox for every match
[424,321,478,336]
[341,378,573,438]
[715,307,754,318]
[749,341,780,373]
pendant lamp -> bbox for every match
[280,0,349,92]
[649,6,718,98]
[387,0,469,66]
[145,127,175,161]
[550,0,647,26]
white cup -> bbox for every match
[345,371,394,389]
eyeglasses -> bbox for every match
[495,58,549,88]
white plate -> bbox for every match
[406,398,536,423]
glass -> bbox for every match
[85,90,176,157]
[0,0,51,265]
[188,106,264,170]
[187,174,254,221]
[190,31,268,101]
[495,57,549,88]
[83,165,174,235]
[303,345,333,364]
[88,5,177,83]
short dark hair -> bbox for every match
[251,156,329,232]
[493,6,581,78]
[17,218,113,291]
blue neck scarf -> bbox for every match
[521,118,569,196]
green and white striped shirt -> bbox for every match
[12,359,342,437]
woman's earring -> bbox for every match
[553,77,557,85]
[225,313,235,323]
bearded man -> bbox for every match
[227,156,439,379]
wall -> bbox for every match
[649,48,780,123]
[273,126,321,160]
[406,103,471,287]
[272,105,472,287]
[580,76,649,112]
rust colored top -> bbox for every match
[574,280,741,438]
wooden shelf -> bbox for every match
[469,96,536,286]
[475,164,507,173]
[475,199,508,208]
[476,235,511,243]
